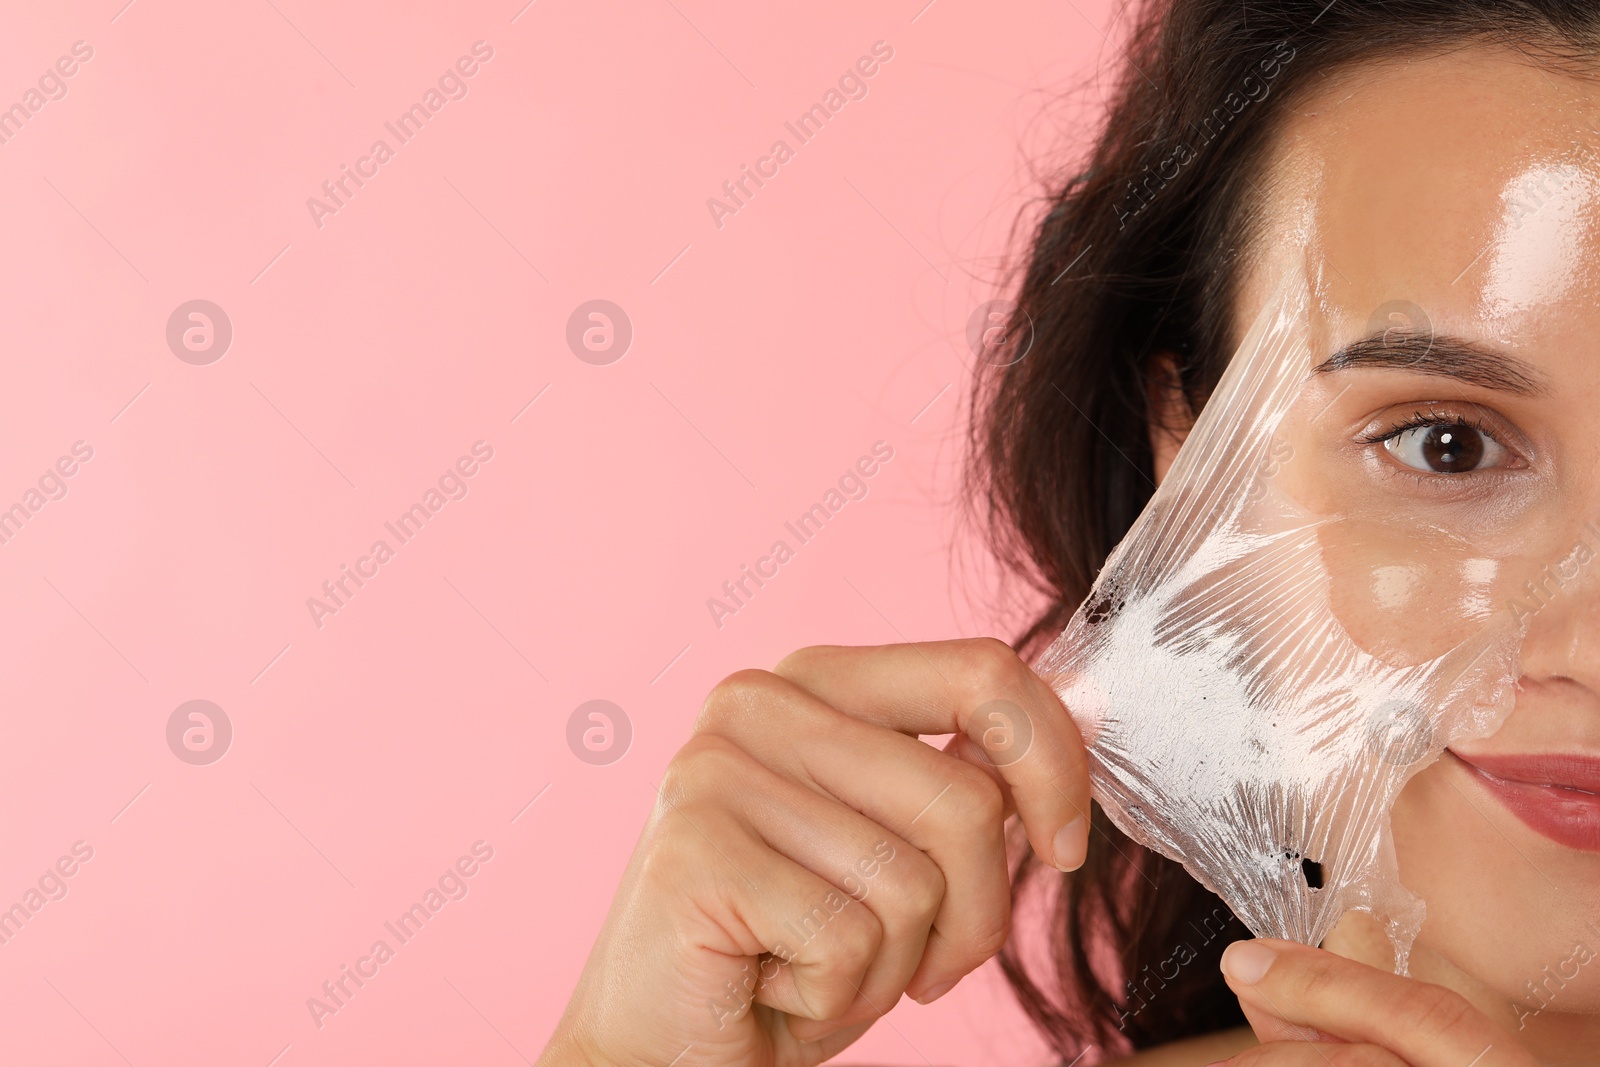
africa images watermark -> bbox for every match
[306,440,496,629]
[1505,519,1600,626]
[0,440,95,547]
[706,839,898,1030]
[306,41,496,229]
[706,441,895,629]
[306,839,496,1029]
[1505,161,1583,231]
[1112,38,1295,230]
[0,40,95,148]
[1116,905,1239,1031]
[0,840,95,949]
[1515,919,1600,1030]
[705,40,895,230]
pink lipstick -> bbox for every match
[1451,751,1600,853]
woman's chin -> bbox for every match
[1386,753,1600,1028]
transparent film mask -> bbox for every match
[1032,261,1590,969]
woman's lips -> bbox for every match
[1450,750,1600,852]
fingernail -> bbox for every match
[912,979,956,1004]
[1220,940,1276,984]
[1052,816,1087,871]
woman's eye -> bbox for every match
[1381,422,1507,474]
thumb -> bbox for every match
[1236,996,1328,1044]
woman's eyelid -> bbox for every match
[1357,399,1532,458]
[1371,412,1499,446]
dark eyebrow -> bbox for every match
[1313,333,1550,398]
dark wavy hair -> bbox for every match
[969,0,1600,1058]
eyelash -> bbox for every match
[1355,408,1503,449]
[1354,407,1521,483]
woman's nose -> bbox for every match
[1512,517,1600,694]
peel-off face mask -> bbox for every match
[1031,256,1566,970]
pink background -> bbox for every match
[0,1,1112,1063]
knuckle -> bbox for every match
[796,978,856,1022]
[792,908,880,1020]
[821,904,881,972]
[634,803,728,896]
[876,853,946,926]
[946,763,1006,826]
[949,637,1026,698]
[904,865,947,922]
[631,823,694,893]
[913,763,1005,840]
[659,733,748,806]
[800,985,856,1022]
[772,644,835,679]
[696,668,781,733]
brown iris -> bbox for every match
[1419,423,1484,472]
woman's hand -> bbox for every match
[538,639,1091,1067]
[1218,938,1538,1066]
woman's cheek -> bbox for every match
[1174,380,1574,668]
[1318,523,1500,665]
[1389,761,1600,1025]
[1260,390,1564,668]
[1243,417,1497,664]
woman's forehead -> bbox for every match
[1240,44,1600,375]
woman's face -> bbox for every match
[1221,45,1600,1042]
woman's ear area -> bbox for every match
[1146,350,1195,484]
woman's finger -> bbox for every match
[1219,939,1538,1067]
[1224,1040,1406,1066]
[695,670,1011,1003]
[1234,996,1334,1046]
[663,734,947,1038]
[774,638,1092,872]
[646,741,886,1029]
